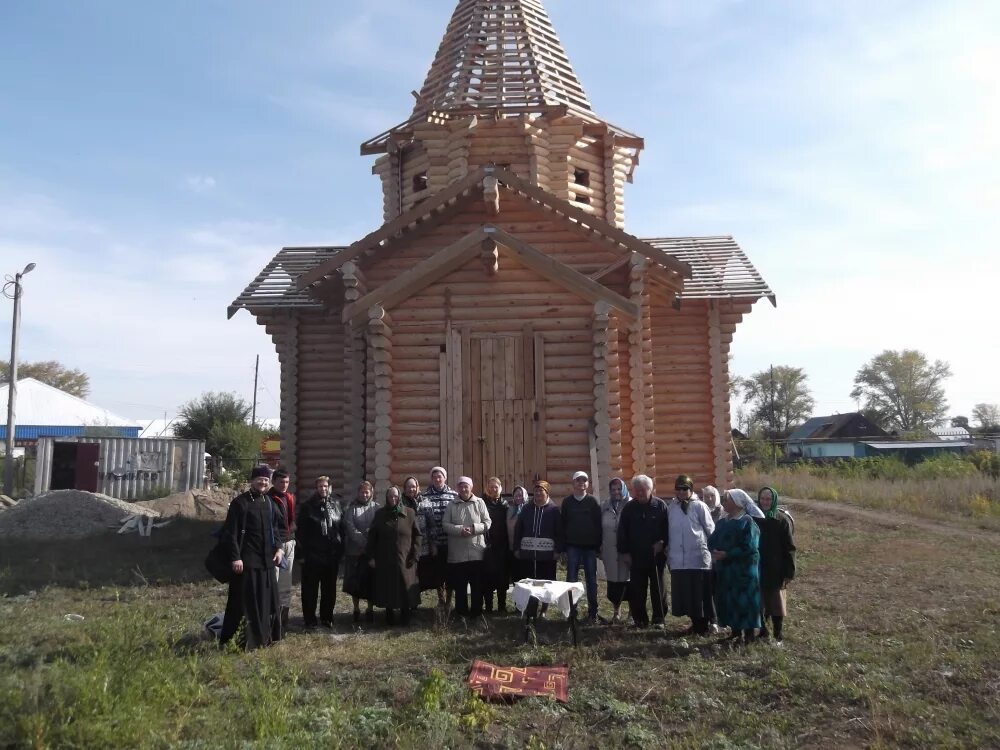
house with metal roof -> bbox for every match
[0,378,139,444]
[785,413,889,459]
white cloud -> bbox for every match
[184,175,217,193]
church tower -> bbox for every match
[362,0,644,229]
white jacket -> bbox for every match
[666,498,715,571]
[442,494,492,563]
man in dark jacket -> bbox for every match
[561,471,602,623]
[295,476,343,628]
[617,474,669,627]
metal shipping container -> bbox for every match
[34,436,206,500]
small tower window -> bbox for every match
[573,168,590,187]
[413,172,428,193]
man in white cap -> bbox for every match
[442,476,492,619]
[561,470,602,623]
[423,466,458,609]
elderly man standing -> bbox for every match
[423,466,458,609]
[617,475,669,628]
[442,476,492,619]
[561,470,602,624]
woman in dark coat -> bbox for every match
[295,475,343,629]
[481,476,510,614]
[755,486,796,644]
[366,486,421,625]
[219,465,283,650]
[708,489,762,645]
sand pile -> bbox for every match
[0,489,160,540]
[136,487,234,520]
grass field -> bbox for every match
[2,508,999,749]
[737,467,1000,532]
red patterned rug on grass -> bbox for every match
[468,660,569,703]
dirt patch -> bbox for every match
[784,496,1000,544]
[0,489,159,540]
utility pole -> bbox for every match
[4,263,37,497]
[770,364,778,470]
[251,354,260,426]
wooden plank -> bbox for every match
[470,337,482,487]
[461,327,472,475]
[534,332,547,480]
[439,352,448,469]
[514,400,525,489]
[504,399,515,491]
[504,337,516,400]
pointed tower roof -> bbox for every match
[413,0,592,115]
[361,0,639,155]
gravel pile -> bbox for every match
[0,489,160,540]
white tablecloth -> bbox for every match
[509,579,585,618]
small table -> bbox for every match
[509,579,585,646]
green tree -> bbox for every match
[175,392,252,452]
[738,365,815,437]
[208,420,265,474]
[850,349,951,432]
[0,359,90,397]
[972,403,1000,433]
[950,416,970,430]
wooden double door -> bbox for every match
[440,326,546,492]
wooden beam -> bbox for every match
[342,228,489,323]
[489,228,640,320]
[491,166,691,279]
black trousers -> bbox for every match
[449,560,484,617]
[301,559,340,625]
[628,563,666,625]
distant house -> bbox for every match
[785,413,889,460]
[931,426,972,442]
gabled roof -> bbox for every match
[788,413,889,442]
[295,166,691,291]
[228,246,344,319]
[0,378,137,434]
[415,0,592,116]
[341,225,640,324]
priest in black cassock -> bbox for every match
[219,465,285,650]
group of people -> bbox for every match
[216,464,796,652]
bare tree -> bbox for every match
[972,403,1000,433]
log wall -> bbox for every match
[648,299,715,491]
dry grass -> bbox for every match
[737,466,1000,531]
[1,512,999,749]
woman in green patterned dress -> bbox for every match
[708,489,762,645]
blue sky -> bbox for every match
[1,0,997,425]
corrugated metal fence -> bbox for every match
[34,437,206,500]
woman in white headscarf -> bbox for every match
[708,489,762,645]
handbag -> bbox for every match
[205,527,244,583]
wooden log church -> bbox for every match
[230,0,774,498]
